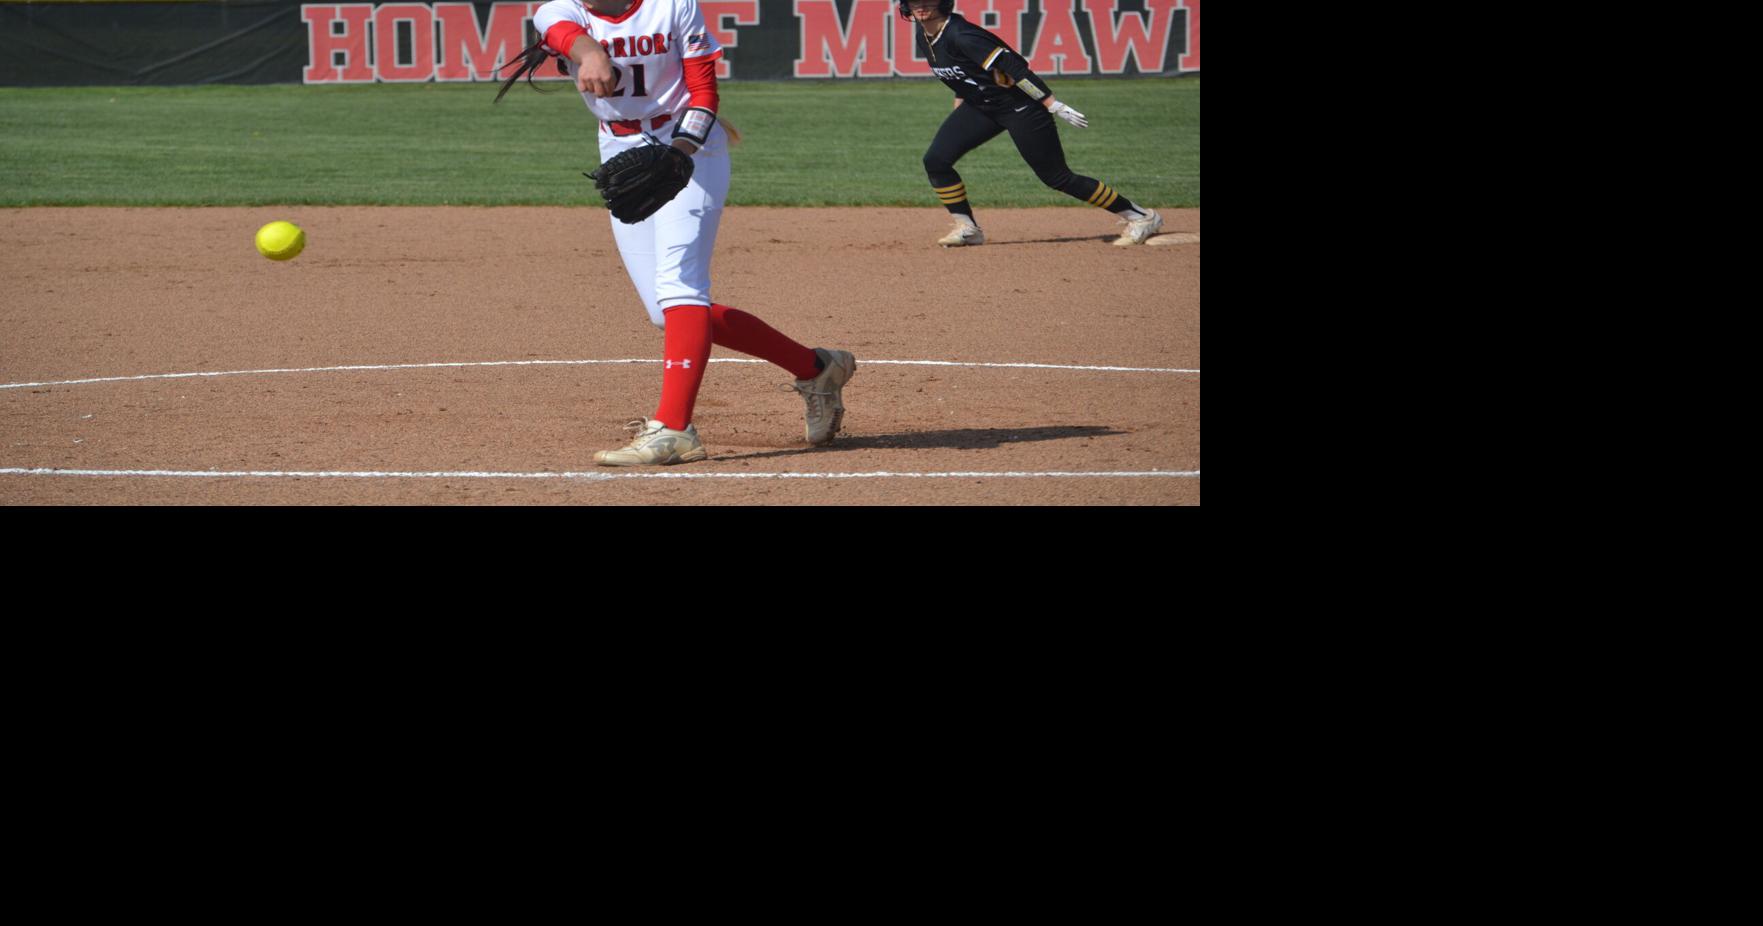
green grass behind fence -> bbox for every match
[0,77,1197,207]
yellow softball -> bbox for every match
[255,221,306,261]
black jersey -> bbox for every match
[916,15,1053,112]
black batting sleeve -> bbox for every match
[958,31,1053,101]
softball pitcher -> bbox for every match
[905,0,1163,247]
[498,0,855,466]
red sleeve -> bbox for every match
[683,55,719,114]
[544,21,588,57]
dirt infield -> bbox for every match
[1,206,1199,505]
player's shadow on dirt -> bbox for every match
[985,234,1119,246]
[715,425,1124,462]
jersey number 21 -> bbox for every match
[609,64,648,98]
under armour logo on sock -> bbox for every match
[664,359,693,370]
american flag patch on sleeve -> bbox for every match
[686,33,711,53]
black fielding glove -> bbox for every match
[586,141,696,224]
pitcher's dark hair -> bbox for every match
[494,37,562,103]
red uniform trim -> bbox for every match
[709,305,820,381]
[602,114,672,136]
[587,0,645,24]
[655,304,711,431]
[542,21,588,57]
[682,55,719,114]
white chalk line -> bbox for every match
[0,358,1199,391]
[1,467,1199,482]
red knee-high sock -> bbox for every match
[708,303,821,381]
[654,305,713,431]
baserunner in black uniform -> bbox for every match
[906,0,1163,247]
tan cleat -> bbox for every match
[937,221,986,247]
[1112,208,1164,246]
[592,418,708,466]
[790,348,856,445]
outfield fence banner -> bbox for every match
[1,0,1198,86]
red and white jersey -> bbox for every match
[534,0,723,125]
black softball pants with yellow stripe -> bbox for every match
[922,101,1126,217]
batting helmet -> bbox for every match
[898,0,955,21]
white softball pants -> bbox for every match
[599,123,732,329]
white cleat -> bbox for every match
[1113,208,1164,246]
[938,221,986,247]
[592,418,708,466]
[790,348,856,445]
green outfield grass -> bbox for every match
[0,77,1197,207]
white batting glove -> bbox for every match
[1049,101,1088,128]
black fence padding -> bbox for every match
[1,0,1196,87]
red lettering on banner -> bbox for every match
[1027,0,1090,73]
[375,4,435,81]
[433,2,535,81]
[892,12,928,75]
[302,5,374,84]
[701,1,760,79]
[794,0,892,78]
[1179,0,1199,72]
[517,2,565,84]
[951,0,1025,50]
[1082,0,1178,74]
